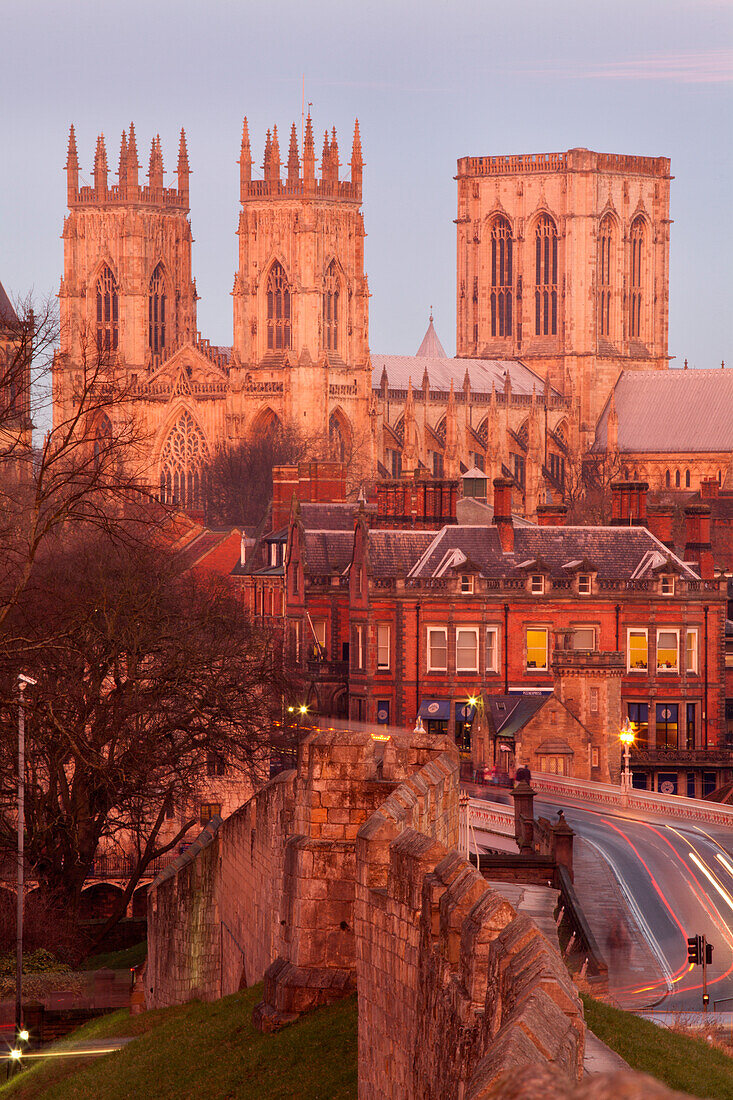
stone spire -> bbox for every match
[177,128,190,203]
[117,129,128,193]
[322,130,331,183]
[65,124,79,203]
[271,124,281,180]
[126,121,140,193]
[287,122,300,185]
[607,388,619,454]
[148,135,164,192]
[303,111,315,188]
[330,126,339,183]
[350,119,363,189]
[239,117,252,199]
[93,133,108,199]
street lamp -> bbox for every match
[16,674,36,1052]
[619,718,635,789]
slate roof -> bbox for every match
[407,525,698,582]
[371,353,561,398]
[416,317,448,359]
[175,529,240,573]
[487,694,549,738]
[304,531,354,575]
[298,501,367,530]
[595,369,733,454]
[367,529,438,578]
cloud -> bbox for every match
[525,49,733,84]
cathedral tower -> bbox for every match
[58,124,197,374]
[230,114,371,458]
[455,147,671,435]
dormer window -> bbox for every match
[461,574,475,594]
[577,574,591,595]
[530,574,545,595]
[661,576,675,596]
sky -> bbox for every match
[1,0,731,366]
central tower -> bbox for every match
[231,115,371,457]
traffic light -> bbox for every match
[687,935,701,965]
[706,941,714,965]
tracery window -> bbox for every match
[323,260,340,352]
[266,261,291,351]
[490,217,513,337]
[149,264,167,358]
[159,410,209,509]
[629,217,645,338]
[96,265,118,352]
[534,215,558,336]
[598,215,614,337]
[329,412,347,461]
[93,413,112,468]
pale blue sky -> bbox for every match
[1,0,731,364]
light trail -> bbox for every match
[688,852,733,913]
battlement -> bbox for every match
[239,115,363,204]
[65,123,191,210]
[456,147,671,179]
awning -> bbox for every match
[455,702,476,723]
[419,699,450,721]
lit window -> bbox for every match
[577,574,591,595]
[460,574,474,594]
[377,624,391,670]
[661,576,675,596]
[627,630,648,672]
[686,629,698,674]
[573,627,596,651]
[353,624,365,670]
[200,802,221,827]
[456,628,479,673]
[526,627,548,671]
[656,630,679,673]
[538,754,569,776]
[427,627,448,672]
[311,620,327,658]
[591,747,600,768]
[293,620,301,662]
[628,702,649,747]
[656,703,679,750]
[486,626,500,672]
[530,574,544,595]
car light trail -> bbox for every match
[716,852,733,879]
[688,852,733,914]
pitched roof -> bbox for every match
[407,524,698,582]
[371,353,560,398]
[487,694,549,738]
[416,316,447,359]
[0,280,18,329]
[367,529,438,578]
[595,369,733,454]
[298,501,367,530]
[303,530,354,575]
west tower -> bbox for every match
[455,147,671,434]
[230,115,371,461]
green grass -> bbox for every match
[0,984,357,1100]
[82,941,147,971]
[583,995,733,1099]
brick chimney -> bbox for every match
[536,503,568,527]
[271,465,299,531]
[297,460,346,505]
[493,477,514,552]
[684,504,714,580]
[647,504,676,549]
[375,475,457,529]
[701,477,720,501]
[610,481,648,526]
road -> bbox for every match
[473,786,733,1012]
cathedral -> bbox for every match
[51,119,733,516]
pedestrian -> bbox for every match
[515,762,531,783]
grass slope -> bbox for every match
[0,984,357,1100]
[583,995,733,1100]
[82,941,147,971]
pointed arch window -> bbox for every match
[159,410,209,509]
[149,264,167,358]
[93,413,112,468]
[629,217,645,339]
[534,215,558,336]
[329,411,348,461]
[266,261,291,351]
[490,217,513,338]
[598,215,614,337]
[323,260,340,352]
[96,265,118,352]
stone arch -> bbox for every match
[158,407,210,509]
[251,406,282,438]
[675,469,681,488]
[79,882,126,921]
[685,468,691,489]
[132,883,149,920]
[665,469,671,488]
[328,407,352,461]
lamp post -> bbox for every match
[619,718,635,793]
[16,674,36,1052]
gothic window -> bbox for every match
[96,265,118,352]
[159,410,209,509]
[93,413,112,467]
[685,469,691,488]
[490,217,513,338]
[329,411,347,461]
[266,261,291,351]
[534,215,558,336]
[629,217,645,338]
[675,469,681,488]
[665,469,671,488]
[323,260,340,352]
[598,215,614,337]
[149,264,167,358]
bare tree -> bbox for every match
[0,529,293,949]
[563,446,626,525]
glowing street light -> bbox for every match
[18,1030,29,1044]
[619,718,635,789]
[9,1049,22,1062]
